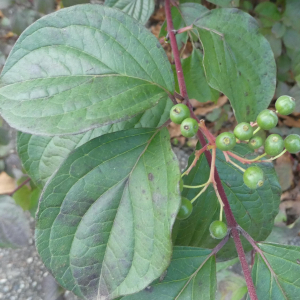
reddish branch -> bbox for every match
[8,177,31,196]
[164,1,258,299]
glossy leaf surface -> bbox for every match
[122,247,216,300]
[173,144,281,259]
[0,5,174,135]
[104,0,155,24]
[194,8,276,122]
[36,128,181,299]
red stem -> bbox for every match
[164,1,258,299]
[8,177,31,196]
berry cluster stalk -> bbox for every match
[164,1,258,299]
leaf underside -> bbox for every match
[0,4,174,135]
[173,144,281,259]
[35,127,181,300]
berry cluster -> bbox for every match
[171,96,299,240]
[215,96,300,190]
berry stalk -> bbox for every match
[164,1,258,298]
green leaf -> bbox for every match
[254,2,281,22]
[0,195,31,248]
[13,184,31,211]
[206,0,239,8]
[175,49,219,103]
[265,33,282,58]
[283,28,300,51]
[62,0,90,7]
[288,85,300,113]
[36,127,181,299]
[249,243,300,300]
[173,144,281,259]
[272,22,286,39]
[160,3,208,48]
[194,9,276,122]
[0,127,10,145]
[0,5,174,135]
[104,0,155,24]
[17,97,172,188]
[121,246,216,300]
[283,0,300,32]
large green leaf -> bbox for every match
[104,0,154,25]
[248,243,300,300]
[36,127,181,300]
[174,49,219,102]
[0,5,174,135]
[17,97,172,188]
[160,3,208,48]
[173,144,281,259]
[194,8,276,122]
[122,247,216,300]
[0,195,31,248]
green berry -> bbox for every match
[234,122,254,141]
[275,96,296,115]
[170,104,190,124]
[248,136,264,150]
[284,134,300,154]
[216,132,236,151]
[264,134,284,156]
[256,110,278,130]
[179,178,183,192]
[209,221,228,239]
[243,166,264,189]
[177,197,193,220]
[180,118,198,137]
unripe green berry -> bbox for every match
[216,132,236,151]
[248,136,264,150]
[209,221,228,239]
[234,122,254,141]
[177,197,193,220]
[264,134,284,156]
[275,96,296,115]
[284,134,300,154]
[170,104,190,124]
[180,118,199,138]
[243,166,264,189]
[256,110,278,130]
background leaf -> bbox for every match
[121,247,216,300]
[0,195,31,248]
[174,49,219,103]
[283,0,300,32]
[36,127,181,299]
[173,144,281,259]
[248,243,300,300]
[206,0,239,8]
[0,4,174,135]
[194,8,276,122]
[160,3,208,48]
[104,0,155,24]
[17,97,172,188]
[61,0,90,7]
